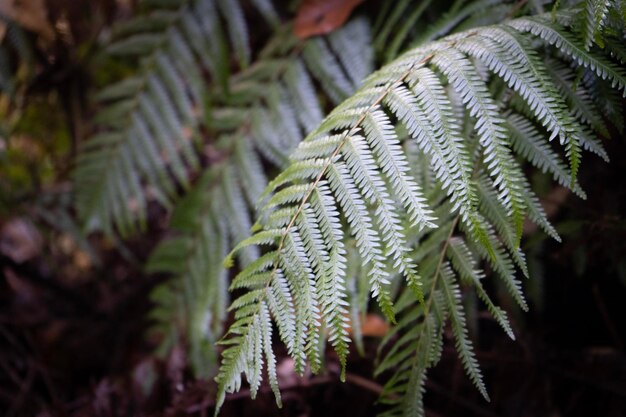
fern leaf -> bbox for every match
[363,110,436,229]
[76,0,274,234]
[432,48,527,244]
[216,10,624,413]
[508,15,626,96]
[440,263,490,400]
[147,15,375,390]
[447,237,515,339]
[385,72,483,244]
[328,162,395,320]
[581,0,611,49]
[507,113,586,198]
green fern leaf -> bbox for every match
[213,7,624,414]
[147,17,373,382]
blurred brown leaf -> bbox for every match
[294,0,364,40]
[0,0,55,41]
[360,313,389,337]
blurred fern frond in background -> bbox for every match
[74,0,283,235]
[146,18,373,377]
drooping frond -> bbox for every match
[74,0,275,235]
[439,262,489,400]
[446,237,515,339]
[145,19,373,376]
[146,171,229,377]
[582,65,625,133]
[216,8,625,414]
[507,112,586,198]
[508,13,626,96]
[578,0,612,49]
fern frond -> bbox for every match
[476,176,529,276]
[216,9,625,413]
[507,112,586,198]
[146,172,229,376]
[447,237,515,339]
[582,66,625,132]
[580,0,611,49]
[439,262,489,400]
[410,0,514,49]
[147,19,372,378]
[432,47,528,243]
[75,0,276,234]
[508,14,626,96]
[378,313,437,417]
[467,221,530,311]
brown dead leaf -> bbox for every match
[360,313,389,337]
[344,312,390,337]
[294,0,364,40]
[0,0,55,41]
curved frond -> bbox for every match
[216,9,624,414]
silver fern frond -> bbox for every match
[216,8,625,414]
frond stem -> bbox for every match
[423,214,460,317]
